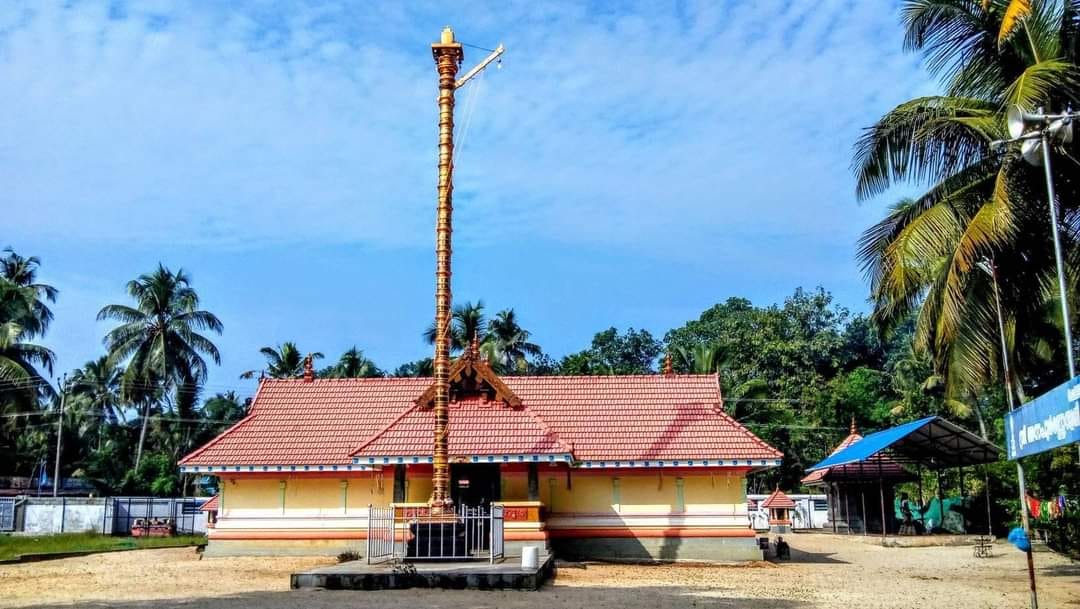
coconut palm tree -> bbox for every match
[97,265,222,468]
[0,248,57,338]
[485,309,541,374]
[854,0,1080,400]
[0,281,56,412]
[69,356,124,449]
[240,343,323,379]
[674,343,728,374]
[324,347,380,378]
[424,300,486,353]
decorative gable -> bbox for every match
[414,339,521,408]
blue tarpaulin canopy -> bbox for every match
[806,416,1001,472]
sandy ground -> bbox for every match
[0,534,1076,608]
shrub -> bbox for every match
[337,550,361,563]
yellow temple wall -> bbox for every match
[213,474,387,539]
[206,467,756,558]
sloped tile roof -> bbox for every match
[352,396,571,459]
[180,373,782,467]
[761,487,796,509]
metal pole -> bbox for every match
[860,489,867,536]
[990,258,1039,609]
[917,464,925,530]
[878,477,887,544]
[52,375,67,498]
[1042,132,1076,379]
[830,483,837,534]
[842,486,851,534]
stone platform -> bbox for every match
[290,553,554,591]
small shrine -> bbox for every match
[761,486,797,534]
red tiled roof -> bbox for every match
[761,487,796,509]
[352,396,572,459]
[801,431,907,485]
[199,495,219,511]
[181,373,782,468]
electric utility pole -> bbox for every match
[53,374,67,498]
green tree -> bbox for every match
[855,0,1080,402]
[0,250,57,476]
[664,288,883,488]
[97,265,223,468]
[321,347,382,378]
[0,284,55,410]
[485,309,541,374]
[68,356,124,449]
[673,343,728,374]
[560,327,662,375]
[1,248,57,338]
[241,342,322,379]
[393,358,433,377]
[424,300,486,353]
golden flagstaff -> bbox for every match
[429,27,504,514]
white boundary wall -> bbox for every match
[12,497,208,535]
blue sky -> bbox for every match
[2,1,934,396]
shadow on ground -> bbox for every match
[25,586,811,609]
[1038,562,1080,577]
[778,546,848,564]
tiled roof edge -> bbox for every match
[178,412,258,465]
[710,406,784,459]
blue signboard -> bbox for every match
[1005,375,1080,459]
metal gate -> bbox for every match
[0,498,15,531]
[102,497,206,535]
[366,504,505,564]
[366,506,396,564]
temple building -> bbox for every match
[801,419,911,534]
[180,347,782,561]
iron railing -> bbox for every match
[103,497,206,536]
[366,504,505,564]
[0,498,14,531]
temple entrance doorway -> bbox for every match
[451,463,500,510]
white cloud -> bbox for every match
[2,0,927,257]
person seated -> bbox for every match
[775,536,791,559]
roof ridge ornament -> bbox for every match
[662,353,674,376]
[850,416,857,436]
[303,354,314,383]
[469,333,481,360]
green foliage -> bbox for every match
[242,342,321,379]
[485,309,541,375]
[857,0,1080,404]
[560,327,662,375]
[1046,512,1080,559]
[424,300,487,352]
[664,288,913,489]
[320,347,382,378]
[393,358,433,377]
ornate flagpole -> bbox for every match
[430,26,463,514]
[428,27,504,516]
